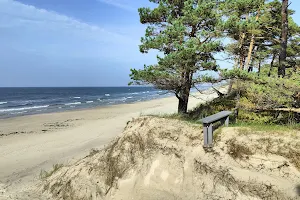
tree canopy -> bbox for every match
[130,0,223,113]
[130,0,300,114]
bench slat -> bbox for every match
[200,111,232,124]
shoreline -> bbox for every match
[0,86,228,198]
[0,93,170,121]
[0,84,226,120]
[0,93,173,120]
[0,85,223,123]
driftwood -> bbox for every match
[212,86,226,97]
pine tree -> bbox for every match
[278,0,289,77]
[222,0,299,76]
[130,0,222,113]
[221,0,265,70]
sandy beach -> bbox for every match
[0,88,224,197]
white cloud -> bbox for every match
[0,0,143,61]
[96,0,136,12]
[0,0,137,44]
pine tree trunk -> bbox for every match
[239,53,244,70]
[239,33,246,70]
[245,14,259,71]
[177,70,191,114]
[238,14,249,70]
[268,53,276,77]
[241,54,246,70]
[278,0,288,78]
[245,35,255,71]
[258,60,261,76]
[177,83,190,114]
[178,95,189,114]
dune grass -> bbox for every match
[40,163,64,179]
[230,122,300,132]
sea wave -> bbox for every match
[127,97,133,99]
[105,94,110,97]
[65,102,81,106]
[73,97,81,99]
[0,102,7,105]
[6,103,34,108]
[11,111,28,115]
[86,101,93,104]
[0,105,49,113]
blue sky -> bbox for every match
[0,0,299,87]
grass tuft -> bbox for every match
[227,138,253,160]
[89,148,100,157]
[40,163,64,179]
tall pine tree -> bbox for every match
[278,0,289,77]
[130,0,222,113]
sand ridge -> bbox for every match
[0,87,228,199]
[40,117,300,200]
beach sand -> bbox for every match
[42,117,300,200]
[0,88,225,198]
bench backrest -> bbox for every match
[200,111,232,124]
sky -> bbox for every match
[0,0,299,87]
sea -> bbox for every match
[0,85,213,119]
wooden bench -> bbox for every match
[200,111,232,148]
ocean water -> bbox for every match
[0,86,210,119]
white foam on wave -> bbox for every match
[105,94,110,97]
[86,101,93,104]
[131,92,139,95]
[97,99,102,101]
[73,97,81,99]
[0,102,7,105]
[0,105,49,113]
[11,111,28,115]
[127,97,133,99]
[65,102,81,106]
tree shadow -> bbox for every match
[212,121,224,132]
[295,184,300,196]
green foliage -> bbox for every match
[220,0,300,72]
[158,93,237,123]
[130,0,223,113]
[158,75,299,127]
[130,0,299,115]
[218,68,300,125]
[231,121,300,132]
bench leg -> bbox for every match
[225,116,229,127]
[203,123,208,147]
[208,123,213,147]
[203,123,213,148]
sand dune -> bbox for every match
[41,117,300,200]
[0,88,226,199]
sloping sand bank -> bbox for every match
[0,87,227,199]
[41,117,300,200]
